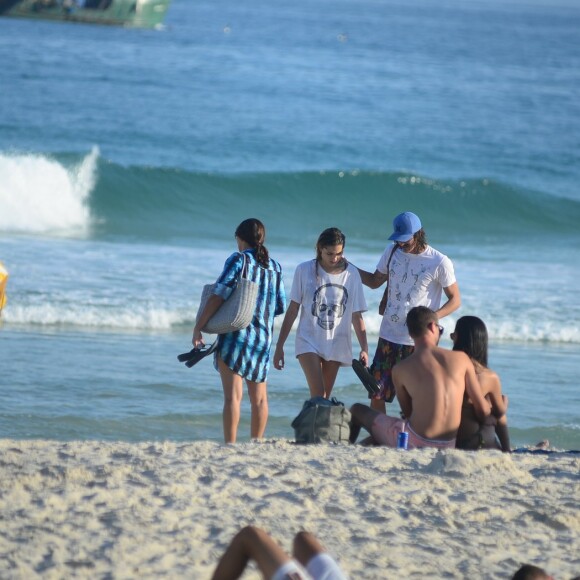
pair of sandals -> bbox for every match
[352,359,381,396]
[177,346,380,397]
[177,341,217,368]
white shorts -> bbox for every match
[272,553,347,580]
[306,553,348,580]
[272,560,310,580]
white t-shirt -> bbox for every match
[377,244,456,345]
[290,260,367,365]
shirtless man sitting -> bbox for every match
[349,306,491,449]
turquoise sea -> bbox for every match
[1,0,579,448]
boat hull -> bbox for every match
[0,0,171,28]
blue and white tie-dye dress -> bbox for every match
[212,249,286,382]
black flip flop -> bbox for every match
[178,341,218,368]
[352,359,381,396]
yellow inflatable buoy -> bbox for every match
[0,261,8,316]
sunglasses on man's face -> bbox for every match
[430,321,444,337]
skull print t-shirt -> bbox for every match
[376,244,456,345]
[290,260,367,365]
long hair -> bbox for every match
[315,227,346,261]
[314,227,346,281]
[235,218,270,268]
[412,228,428,252]
[452,315,489,367]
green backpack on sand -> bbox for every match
[291,397,352,444]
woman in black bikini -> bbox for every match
[452,316,511,452]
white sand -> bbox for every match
[0,439,578,579]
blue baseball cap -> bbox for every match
[388,212,422,242]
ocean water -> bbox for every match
[1,0,579,448]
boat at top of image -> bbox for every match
[0,0,171,29]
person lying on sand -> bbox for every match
[349,306,494,449]
[211,525,347,580]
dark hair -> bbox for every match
[406,306,437,338]
[315,227,346,261]
[452,316,488,367]
[235,218,270,268]
[511,564,551,580]
[413,228,428,252]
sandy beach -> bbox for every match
[0,439,578,579]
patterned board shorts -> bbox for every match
[370,337,414,402]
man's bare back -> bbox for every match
[392,346,486,441]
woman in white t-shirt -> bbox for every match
[274,228,368,398]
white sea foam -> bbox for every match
[363,310,580,344]
[3,300,580,343]
[0,147,98,235]
[3,302,187,330]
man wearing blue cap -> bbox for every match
[355,211,461,413]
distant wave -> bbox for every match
[0,148,98,235]
[87,164,580,245]
[2,151,580,244]
[3,302,186,331]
